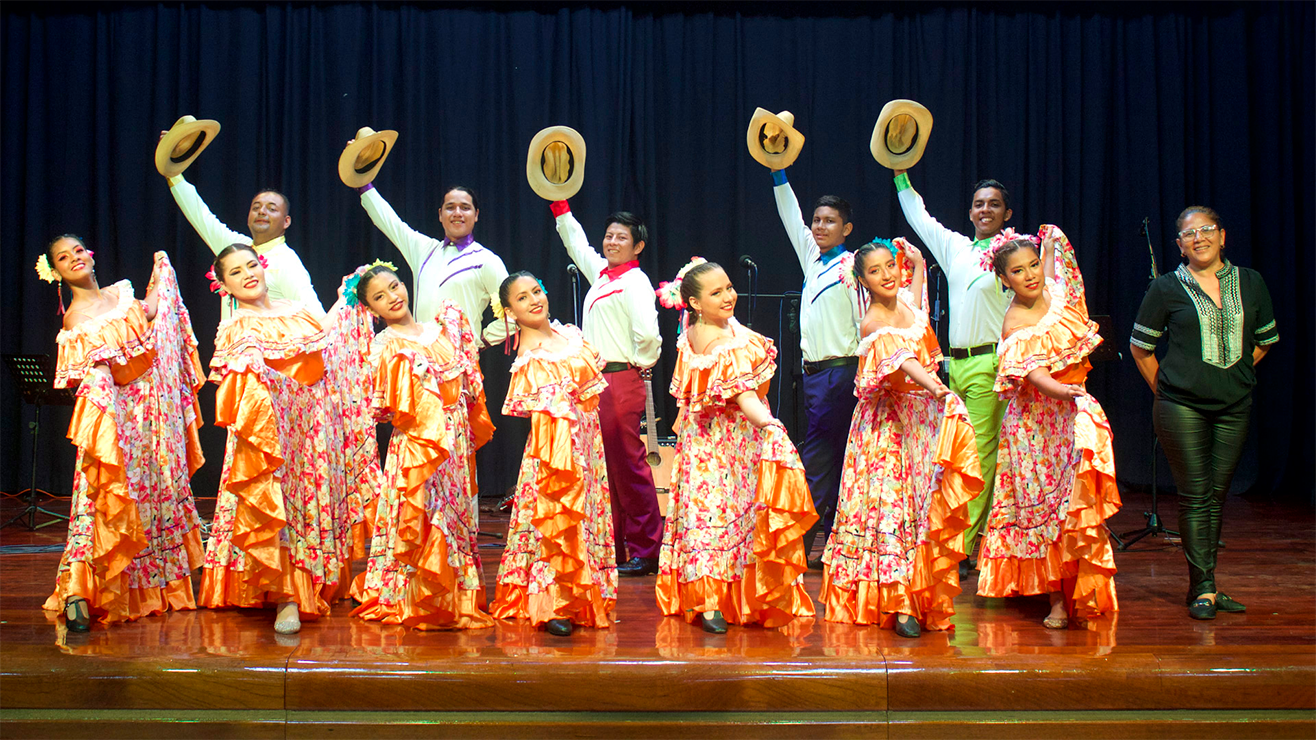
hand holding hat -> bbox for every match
[746,108,805,169]
[526,126,587,201]
[155,115,221,177]
[871,100,933,170]
[339,127,399,188]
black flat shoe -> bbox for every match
[544,618,574,636]
[894,615,921,639]
[958,560,972,582]
[616,557,659,577]
[701,611,728,634]
[1188,597,1217,620]
[807,556,824,571]
[1214,592,1246,613]
[64,597,91,633]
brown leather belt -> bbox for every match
[948,343,996,360]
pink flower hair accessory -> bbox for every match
[654,256,707,310]
[978,227,1039,273]
[206,252,269,295]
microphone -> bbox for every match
[739,255,758,271]
[566,264,579,276]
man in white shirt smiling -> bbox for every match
[164,175,323,320]
[893,168,1015,576]
[770,169,863,565]
[355,182,511,347]
[550,199,664,576]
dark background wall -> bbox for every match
[3,1,1312,505]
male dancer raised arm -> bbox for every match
[550,199,665,576]
[770,168,863,566]
[893,167,1014,578]
[356,182,511,347]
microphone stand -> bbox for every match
[739,256,758,329]
[1142,217,1158,279]
[567,264,581,326]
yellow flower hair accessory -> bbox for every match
[35,254,59,283]
[489,295,506,320]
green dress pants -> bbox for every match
[948,353,1007,557]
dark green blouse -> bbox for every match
[1131,261,1278,411]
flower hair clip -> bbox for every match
[206,253,269,296]
[655,256,707,310]
[342,259,398,308]
[837,251,858,291]
[978,227,1038,273]
[489,295,505,320]
[34,254,59,284]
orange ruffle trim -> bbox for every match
[996,291,1101,393]
[54,280,155,388]
[42,529,203,625]
[210,308,327,385]
[199,550,350,620]
[349,351,493,630]
[502,330,607,418]
[669,327,776,414]
[977,397,1121,620]
[855,320,942,396]
[820,396,980,630]
[657,428,818,628]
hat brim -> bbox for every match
[155,119,221,177]
[746,108,805,169]
[338,129,399,188]
[526,126,587,201]
[871,100,933,170]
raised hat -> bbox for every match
[338,127,399,188]
[871,100,934,170]
[155,115,221,177]
[746,108,805,169]
[526,126,587,201]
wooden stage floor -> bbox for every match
[1,489,1313,738]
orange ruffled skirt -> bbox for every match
[820,393,980,630]
[977,392,1120,620]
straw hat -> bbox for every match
[155,116,221,177]
[745,108,805,169]
[338,127,399,188]
[526,126,587,201]
[870,100,934,170]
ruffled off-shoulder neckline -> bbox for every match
[56,280,136,345]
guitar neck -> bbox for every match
[639,367,659,454]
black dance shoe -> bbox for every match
[544,618,574,636]
[700,611,728,634]
[1188,597,1217,620]
[616,557,660,576]
[64,597,90,633]
[1214,592,1247,613]
[894,615,921,639]
[958,559,972,582]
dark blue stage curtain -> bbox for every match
[2,2,1311,505]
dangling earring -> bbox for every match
[56,281,66,315]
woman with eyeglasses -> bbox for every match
[1130,207,1279,621]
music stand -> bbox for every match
[3,354,77,531]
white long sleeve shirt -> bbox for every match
[772,175,862,362]
[895,173,1011,349]
[360,187,510,346]
[167,175,323,320]
[553,208,661,368]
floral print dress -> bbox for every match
[351,301,496,629]
[43,259,206,625]
[490,322,617,628]
[976,225,1121,620]
[200,299,379,620]
[821,292,982,630]
[657,321,816,628]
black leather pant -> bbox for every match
[1154,396,1252,598]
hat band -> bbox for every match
[355,141,388,174]
[170,131,208,163]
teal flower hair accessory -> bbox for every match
[343,259,398,308]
